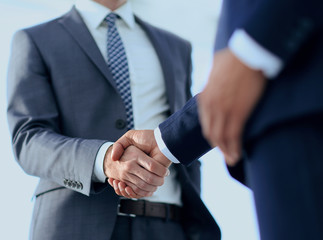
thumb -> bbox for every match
[111,142,126,161]
[111,131,135,161]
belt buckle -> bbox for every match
[117,203,136,218]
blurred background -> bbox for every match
[0,0,259,239]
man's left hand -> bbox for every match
[198,48,267,166]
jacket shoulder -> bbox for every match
[17,7,75,37]
[135,16,192,49]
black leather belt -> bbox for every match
[117,199,182,222]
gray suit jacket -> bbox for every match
[7,7,220,240]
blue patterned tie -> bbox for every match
[106,13,134,130]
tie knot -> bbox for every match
[105,13,118,27]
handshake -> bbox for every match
[103,130,171,199]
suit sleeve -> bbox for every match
[7,30,106,196]
[158,96,212,166]
[240,0,322,65]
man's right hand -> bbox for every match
[107,130,172,198]
[104,143,169,198]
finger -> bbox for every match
[136,154,169,178]
[203,105,228,158]
[223,152,237,166]
[127,163,165,187]
[127,170,161,191]
[224,107,244,164]
[216,114,234,161]
[123,184,145,199]
[226,126,242,165]
[125,186,153,198]
[222,117,241,166]
[198,91,223,148]
[123,179,156,197]
[125,186,138,198]
[120,150,165,186]
[113,180,122,196]
[124,186,143,198]
[198,93,212,141]
[107,178,114,188]
[117,163,163,191]
[111,131,137,162]
[214,113,228,150]
[118,182,132,198]
[116,130,156,154]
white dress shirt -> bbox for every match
[154,29,284,163]
[76,0,182,205]
[229,29,283,79]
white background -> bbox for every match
[0,0,259,239]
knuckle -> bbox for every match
[159,178,164,186]
[124,165,131,173]
[146,175,156,185]
[124,162,133,172]
[132,186,140,193]
[120,172,127,181]
[150,163,158,173]
[161,168,167,177]
[146,175,152,184]
[120,190,126,196]
[146,161,153,171]
[143,193,150,198]
[128,130,135,136]
[137,181,146,189]
[155,178,163,187]
[128,152,137,160]
[127,145,136,152]
[134,188,144,196]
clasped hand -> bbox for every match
[104,130,171,198]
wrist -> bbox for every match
[103,144,114,178]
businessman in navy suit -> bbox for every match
[110,1,323,239]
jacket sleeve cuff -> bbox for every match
[154,128,180,164]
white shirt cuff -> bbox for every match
[228,29,284,79]
[94,142,114,183]
[154,127,180,164]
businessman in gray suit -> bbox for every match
[7,0,220,239]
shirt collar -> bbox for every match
[75,0,135,29]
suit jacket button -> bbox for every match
[67,180,72,187]
[77,182,83,190]
[71,181,77,188]
[115,119,126,129]
[63,178,68,186]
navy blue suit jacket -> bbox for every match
[159,0,323,183]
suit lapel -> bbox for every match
[135,16,177,114]
[58,9,177,112]
[58,7,118,91]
